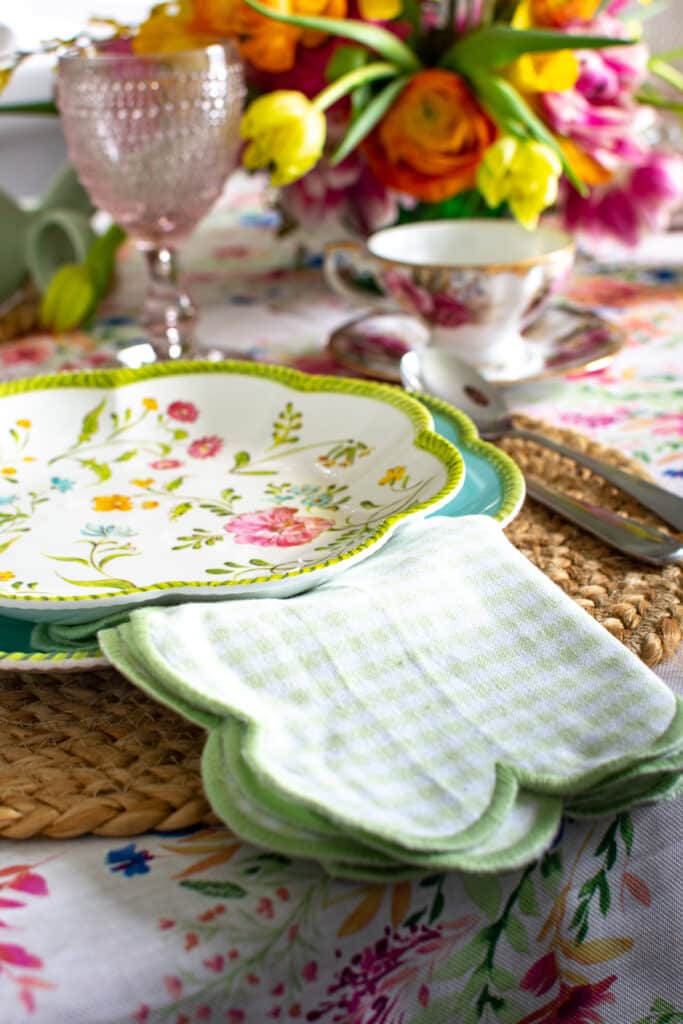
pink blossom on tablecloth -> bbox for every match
[224,506,334,546]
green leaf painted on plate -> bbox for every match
[79,458,112,483]
[115,449,138,462]
[77,398,106,444]
[171,502,193,519]
[57,575,137,591]
[165,477,185,492]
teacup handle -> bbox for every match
[324,240,397,311]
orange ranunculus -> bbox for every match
[361,70,496,203]
[527,0,602,27]
[190,0,346,72]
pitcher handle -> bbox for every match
[323,240,397,311]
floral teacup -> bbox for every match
[324,220,575,380]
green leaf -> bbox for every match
[0,536,19,555]
[490,966,517,992]
[429,888,445,924]
[232,451,251,470]
[244,0,420,70]
[464,875,501,918]
[504,914,529,953]
[433,936,486,981]
[468,73,584,192]
[77,399,106,445]
[179,880,247,899]
[442,25,636,76]
[597,870,611,916]
[114,449,138,462]
[331,73,410,165]
[326,44,370,81]
[165,477,184,492]
[170,502,193,520]
[78,458,111,483]
[248,558,270,566]
[619,813,634,855]
[517,875,540,917]
[596,820,618,856]
[406,994,470,1024]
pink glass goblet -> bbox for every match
[57,43,245,360]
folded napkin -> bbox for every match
[96,515,683,878]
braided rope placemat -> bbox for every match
[0,419,680,840]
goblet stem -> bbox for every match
[139,245,196,360]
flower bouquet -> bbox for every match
[123,0,683,245]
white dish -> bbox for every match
[0,361,463,623]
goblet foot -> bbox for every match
[140,245,199,361]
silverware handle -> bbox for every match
[511,427,683,532]
[524,478,683,566]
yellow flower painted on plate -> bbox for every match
[22,457,36,462]
[16,419,31,428]
[2,467,16,476]
[92,494,134,512]
[0,571,15,581]
[142,398,158,410]
[141,500,160,509]
[131,478,154,488]
[378,466,406,485]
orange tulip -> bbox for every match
[362,70,496,203]
[528,0,602,27]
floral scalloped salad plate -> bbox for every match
[0,361,464,625]
[0,393,524,670]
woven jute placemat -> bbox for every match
[0,417,681,840]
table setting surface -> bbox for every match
[0,194,682,1024]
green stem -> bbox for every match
[636,91,683,113]
[649,58,683,96]
[313,61,401,111]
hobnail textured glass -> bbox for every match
[57,44,245,359]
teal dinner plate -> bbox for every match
[0,396,524,670]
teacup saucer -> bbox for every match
[326,304,626,386]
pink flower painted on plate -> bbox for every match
[225,507,333,547]
[167,401,199,423]
[150,458,183,470]
[188,436,223,459]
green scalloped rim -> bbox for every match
[0,359,464,606]
[416,392,525,526]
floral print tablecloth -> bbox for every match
[0,194,681,1023]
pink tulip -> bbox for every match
[540,15,650,171]
[561,151,683,246]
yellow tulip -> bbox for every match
[240,91,326,186]
[477,136,562,230]
[358,0,402,19]
[508,50,579,93]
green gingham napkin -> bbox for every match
[97,515,683,875]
